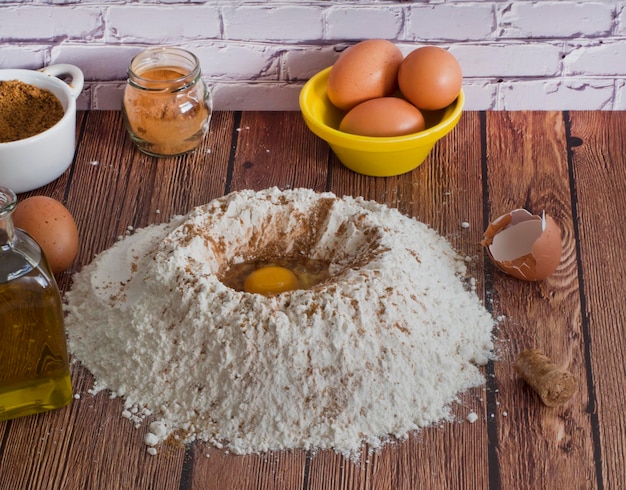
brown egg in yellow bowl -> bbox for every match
[299,39,464,178]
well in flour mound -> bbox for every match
[64,187,495,458]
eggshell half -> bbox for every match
[327,39,404,111]
[482,209,562,281]
[12,195,79,274]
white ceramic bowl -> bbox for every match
[0,64,84,193]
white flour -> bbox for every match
[64,187,495,458]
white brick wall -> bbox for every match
[1,0,624,111]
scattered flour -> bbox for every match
[466,412,479,424]
[64,187,495,459]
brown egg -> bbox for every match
[339,97,426,137]
[481,209,562,281]
[12,196,79,274]
[398,46,463,111]
[327,39,403,111]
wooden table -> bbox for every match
[1,110,624,489]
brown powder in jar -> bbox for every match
[123,68,210,156]
[0,80,64,143]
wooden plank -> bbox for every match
[484,111,596,488]
[0,110,238,490]
[568,111,626,490]
[190,443,307,490]
[59,110,238,490]
[305,112,492,489]
[227,111,330,193]
[65,110,235,252]
[187,111,326,489]
[1,109,620,490]
[1,111,190,489]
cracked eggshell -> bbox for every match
[482,209,562,281]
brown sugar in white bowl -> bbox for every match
[0,65,83,193]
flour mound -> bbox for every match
[64,187,495,458]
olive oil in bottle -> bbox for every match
[0,187,72,422]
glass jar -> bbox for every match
[0,187,73,421]
[122,47,212,157]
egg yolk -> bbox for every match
[243,266,298,295]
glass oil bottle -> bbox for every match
[0,187,72,421]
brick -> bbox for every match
[51,45,141,80]
[212,82,301,111]
[0,46,46,69]
[93,82,125,111]
[564,41,626,76]
[193,43,281,80]
[0,6,102,41]
[284,47,338,80]
[498,79,615,110]
[106,6,220,42]
[76,87,91,112]
[326,6,403,40]
[461,80,497,110]
[223,5,323,41]
[617,7,626,36]
[0,0,623,111]
[614,79,626,109]
[407,4,495,41]
[451,43,562,77]
[498,2,613,38]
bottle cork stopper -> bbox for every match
[514,349,577,407]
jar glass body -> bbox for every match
[122,47,212,157]
[0,187,72,421]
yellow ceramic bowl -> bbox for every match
[299,66,464,177]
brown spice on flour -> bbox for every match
[0,80,64,143]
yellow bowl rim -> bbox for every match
[299,66,465,149]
